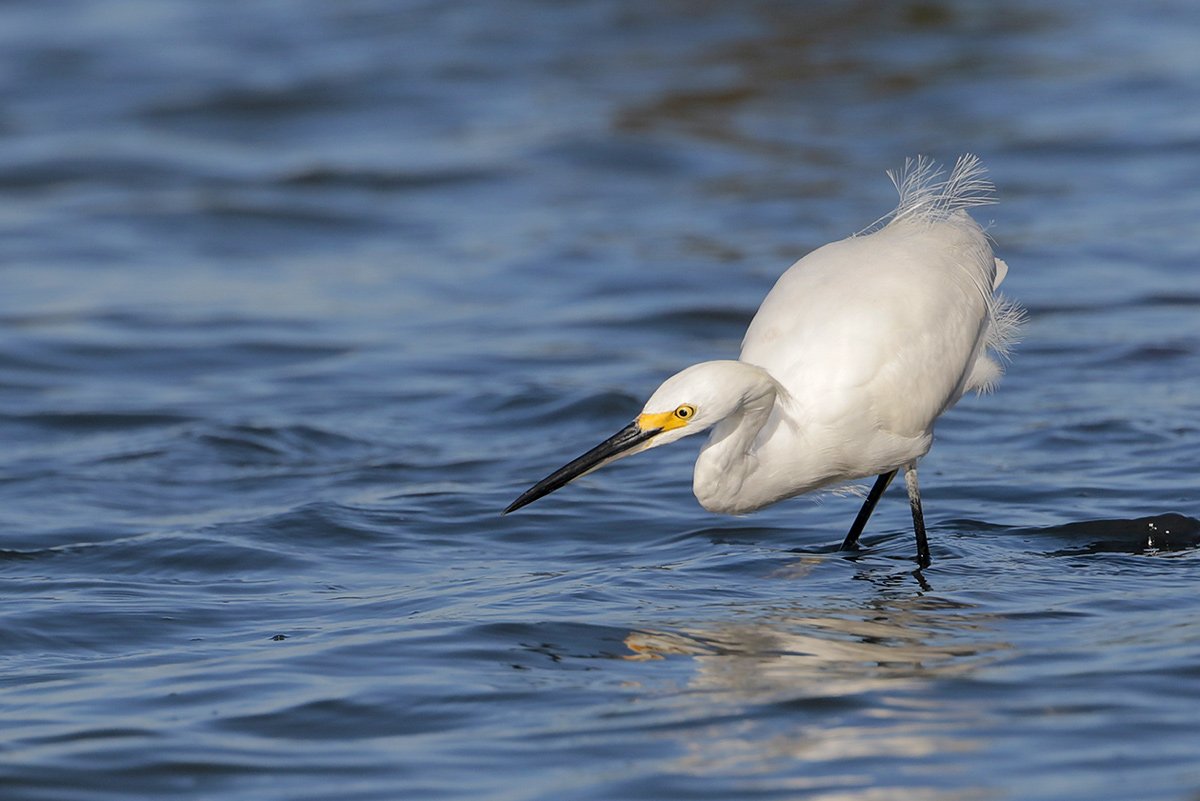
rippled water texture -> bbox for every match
[2,1,1200,799]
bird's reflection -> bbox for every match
[626,595,1003,692]
[620,572,1009,792]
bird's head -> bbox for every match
[503,360,776,514]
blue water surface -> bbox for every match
[2,1,1200,799]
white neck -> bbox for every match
[692,368,782,514]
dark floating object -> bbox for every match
[1037,513,1200,556]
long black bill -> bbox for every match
[503,420,660,515]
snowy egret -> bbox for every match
[505,155,1020,567]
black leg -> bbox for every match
[839,469,897,551]
[903,461,931,568]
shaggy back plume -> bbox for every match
[887,153,995,225]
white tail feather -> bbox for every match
[987,292,1024,362]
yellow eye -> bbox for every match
[674,404,696,421]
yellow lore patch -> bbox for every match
[637,405,695,433]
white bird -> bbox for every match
[505,155,1020,567]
